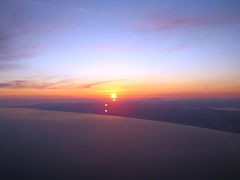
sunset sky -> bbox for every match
[0,0,240,98]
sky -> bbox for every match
[0,0,240,98]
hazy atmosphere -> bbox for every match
[0,0,240,180]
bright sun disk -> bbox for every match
[110,93,117,99]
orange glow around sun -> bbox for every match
[0,78,239,99]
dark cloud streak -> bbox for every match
[0,79,125,89]
[0,80,55,89]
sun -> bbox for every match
[110,93,117,99]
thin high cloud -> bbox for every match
[137,13,240,32]
[0,1,41,71]
[0,0,81,70]
[130,12,240,52]
[79,80,125,88]
[0,64,22,71]
[83,44,137,53]
[28,0,88,12]
[82,42,190,53]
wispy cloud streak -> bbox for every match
[137,12,240,32]
[0,80,56,89]
[0,0,81,70]
[79,80,125,88]
[28,0,88,12]
[0,79,125,89]
[0,64,22,71]
[0,1,40,69]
